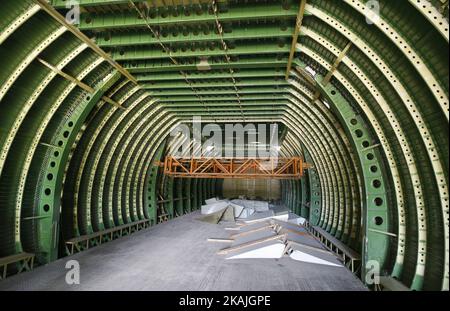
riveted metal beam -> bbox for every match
[0,2,40,45]
[311,41,352,101]
[33,0,137,84]
[112,43,290,61]
[37,57,126,110]
[136,69,285,82]
[125,57,288,73]
[35,71,121,262]
[96,26,294,48]
[304,4,449,289]
[285,0,306,79]
[37,58,94,93]
[77,4,298,30]
[0,0,446,291]
[408,0,449,41]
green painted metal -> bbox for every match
[136,69,286,82]
[124,57,289,73]
[51,0,147,8]
[294,180,302,216]
[191,179,199,211]
[159,95,287,103]
[196,179,203,210]
[202,179,208,206]
[113,43,290,61]
[305,149,321,227]
[153,88,288,96]
[146,145,165,226]
[163,176,174,219]
[37,70,121,263]
[96,26,294,48]
[141,79,289,89]
[76,4,298,31]
[174,178,183,217]
[183,179,192,213]
[215,179,224,198]
[316,76,390,284]
[0,0,447,291]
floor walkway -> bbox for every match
[0,211,366,291]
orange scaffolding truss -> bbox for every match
[162,156,312,179]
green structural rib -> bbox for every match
[0,0,447,291]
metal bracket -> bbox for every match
[37,58,125,110]
[313,41,352,101]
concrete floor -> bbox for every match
[0,211,366,291]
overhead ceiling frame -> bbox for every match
[37,58,126,110]
[211,0,246,122]
[33,0,138,84]
[127,0,216,121]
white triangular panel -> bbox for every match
[289,250,343,267]
[226,243,285,260]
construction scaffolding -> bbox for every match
[162,157,312,179]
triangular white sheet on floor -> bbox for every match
[289,250,343,267]
[201,201,230,215]
[231,199,269,212]
[226,242,285,260]
[205,197,219,204]
[228,203,245,218]
[243,211,289,224]
[288,215,307,225]
[237,207,255,219]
